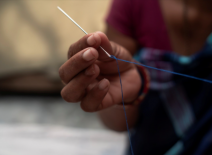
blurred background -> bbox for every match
[0,0,126,154]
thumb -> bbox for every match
[95,31,113,61]
[96,31,132,62]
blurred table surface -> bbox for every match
[0,96,126,155]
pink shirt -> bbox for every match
[106,0,172,51]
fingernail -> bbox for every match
[85,65,95,76]
[99,79,109,90]
[82,49,95,61]
[87,35,96,46]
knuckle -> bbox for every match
[58,66,69,84]
[61,88,84,103]
[61,90,70,102]
[61,89,72,102]
[61,90,77,103]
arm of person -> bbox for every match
[59,32,141,132]
[98,104,139,132]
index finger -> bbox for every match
[68,32,101,59]
[68,32,114,61]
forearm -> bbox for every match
[98,105,139,132]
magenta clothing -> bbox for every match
[106,0,172,51]
[106,1,212,155]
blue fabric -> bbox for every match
[128,41,212,155]
[193,125,212,155]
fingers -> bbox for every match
[96,41,133,74]
[60,31,136,112]
[81,79,111,112]
[59,47,99,84]
[94,32,113,61]
[66,31,133,75]
[68,31,114,61]
[110,41,132,61]
[61,64,100,103]
[68,32,101,59]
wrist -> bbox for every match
[112,60,150,109]
[132,60,150,105]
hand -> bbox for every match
[59,32,141,112]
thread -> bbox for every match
[110,56,212,84]
[111,55,134,155]
[57,7,212,155]
[57,7,132,154]
[110,55,212,155]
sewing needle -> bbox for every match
[57,6,111,58]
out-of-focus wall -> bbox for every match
[0,0,111,80]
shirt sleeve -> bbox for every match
[106,0,134,37]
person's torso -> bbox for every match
[132,0,212,55]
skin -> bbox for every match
[59,0,212,131]
[160,0,212,56]
[59,32,141,131]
